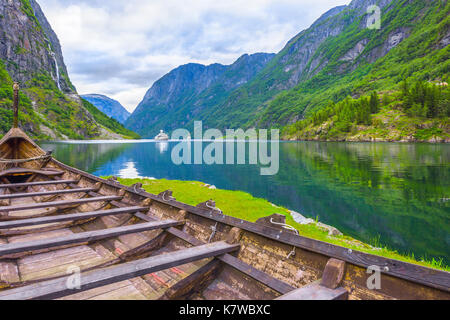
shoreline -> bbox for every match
[283,137,450,143]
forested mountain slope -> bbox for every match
[126,53,275,137]
[0,0,138,140]
[128,0,449,141]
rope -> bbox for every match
[0,154,52,164]
[206,201,223,214]
[270,218,299,259]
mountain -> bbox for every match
[81,94,131,124]
[126,53,275,137]
[127,0,449,140]
[0,0,138,140]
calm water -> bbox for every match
[39,140,450,264]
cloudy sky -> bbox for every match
[38,0,350,112]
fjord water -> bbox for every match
[39,140,450,264]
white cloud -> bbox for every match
[37,0,350,112]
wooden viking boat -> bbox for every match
[0,84,449,300]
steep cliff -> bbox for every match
[210,0,449,129]
[127,0,448,136]
[126,53,275,137]
[0,0,137,140]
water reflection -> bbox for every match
[156,141,169,154]
[118,161,140,179]
[39,140,450,263]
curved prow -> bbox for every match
[0,83,48,172]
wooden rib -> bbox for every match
[0,241,240,300]
[0,220,183,257]
[0,206,148,230]
[276,281,348,300]
[136,213,296,295]
[0,180,78,189]
[0,168,64,177]
[217,253,295,295]
[0,195,123,213]
[159,260,221,300]
[0,188,96,201]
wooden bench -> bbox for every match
[0,241,240,300]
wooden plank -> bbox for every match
[160,260,221,300]
[217,254,295,295]
[0,168,64,177]
[0,195,123,213]
[0,220,183,257]
[0,180,78,189]
[276,282,348,300]
[0,241,240,300]
[0,188,96,201]
[321,258,346,289]
[135,213,295,295]
[0,206,147,229]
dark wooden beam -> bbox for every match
[0,188,96,201]
[0,180,78,189]
[218,254,295,295]
[160,260,221,300]
[0,195,123,213]
[321,258,346,289]
[135,213,296,295]
[0,220,183,257]
[0,241,240,300]
[0,206,148,230]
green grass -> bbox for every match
[114,177,450,272]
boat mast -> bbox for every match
[13,82,19,128]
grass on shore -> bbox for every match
[114,177,449,272]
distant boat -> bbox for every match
[154,130,169,141]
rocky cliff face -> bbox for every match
[81,94,130,124]
[0,0,136,140]
[0,0,73,92]
[130,0,443,134]
[189,0,448,129]
[126,53,275,137]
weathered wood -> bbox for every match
[0,206,148,230]
[160,260,221,300]
[321,258,346,289]
[0,188,96,201]
[276,282,348,300]
[143,198,450,293]
[135,213,296,295]
[0,220,183,257]
[226,227,243,244]
[0,168,64,177]
[53,160,450,296]
[218,254,295,295]
[0,195,123,213]
[0,241,240,300]
[0,180,78,189]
